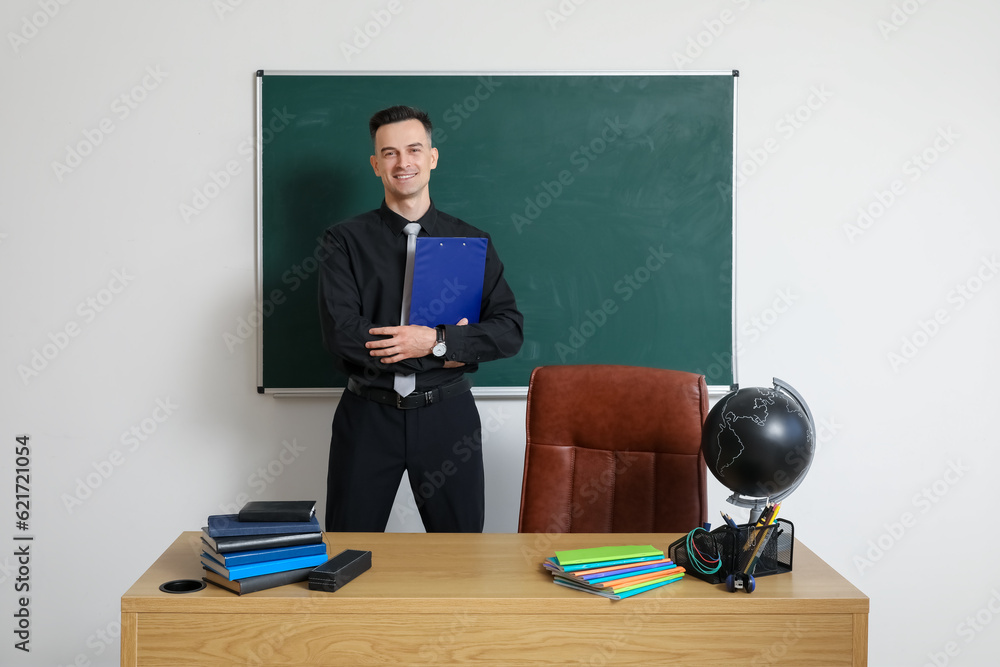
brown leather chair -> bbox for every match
[517,365,708,533]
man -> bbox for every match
[318,105,523,533]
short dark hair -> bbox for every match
[369,105,433,145]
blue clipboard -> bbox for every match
[408,237,487,327]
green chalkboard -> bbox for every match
[256,72,736,393]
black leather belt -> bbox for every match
[346,377,471,409]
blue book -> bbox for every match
[201,541,327,567]
[201,551,329,580]
[408,237,487,327]
[206,514,321,538]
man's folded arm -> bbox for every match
[318,232,439,375]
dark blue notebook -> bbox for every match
[206,514,321,538]
[408,237,488,327]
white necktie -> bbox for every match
[393,223,421,397]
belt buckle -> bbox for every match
[396,392,423,409]
[395,389,437,409]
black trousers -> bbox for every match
[325,388,485,532]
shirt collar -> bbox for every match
[379,200,439,237]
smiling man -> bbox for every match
[317,105,523,533]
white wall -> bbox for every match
[2,1,997,665]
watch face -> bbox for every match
[433,342,447,357]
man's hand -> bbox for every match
[367,318,468,366]
[366,324,435,363]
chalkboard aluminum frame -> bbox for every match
[254,70,739,398]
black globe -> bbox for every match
[701,381,815,500]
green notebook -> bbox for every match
[554,545,663,566]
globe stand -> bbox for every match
[726,494,771,526]
[725,488,799,525]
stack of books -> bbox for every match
[201,500,328,595]
[544,545,685,600]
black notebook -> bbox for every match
[237,500,316,523]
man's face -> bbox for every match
[370,119,438,204]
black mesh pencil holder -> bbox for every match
[668,525,730,584]
[669,519,794,584]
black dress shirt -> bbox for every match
[318,201,524,391]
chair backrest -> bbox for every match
[517,365,708,533]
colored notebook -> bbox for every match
[408,237,487,327]
[554,545,663,567]
[553,573,684,600]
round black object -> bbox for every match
[701,382,815,500]
[159,579,207,594]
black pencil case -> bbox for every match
[308,549,372,592]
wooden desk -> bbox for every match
[121,532,868,666]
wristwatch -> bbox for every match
[432,325,447,357]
